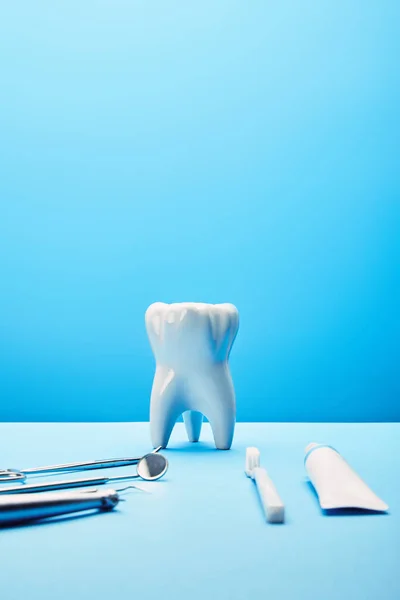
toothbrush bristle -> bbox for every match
[245,447,261,478]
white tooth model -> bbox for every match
[145,302,239,450]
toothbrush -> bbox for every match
[245,447,285,524]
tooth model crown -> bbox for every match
[145,302,239,450]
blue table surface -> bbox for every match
[0,422,398,600]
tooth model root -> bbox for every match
[183,411,203,443]
[145,302,239,450]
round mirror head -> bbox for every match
[137,453,168,481]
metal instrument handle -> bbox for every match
[22,457,141,475]
[0,475,113,495]
[0,489,119,524]
[0,469,26,482]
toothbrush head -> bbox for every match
[245,447,261,478]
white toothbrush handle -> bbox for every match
[253,467,285,523]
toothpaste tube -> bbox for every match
[304,443,388,512]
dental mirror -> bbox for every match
[136,453,168,481]
[0,452,169,495]
[0,446,163,483]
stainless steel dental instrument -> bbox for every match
[0,452,168,495]
[0,488,121,525]
[0,446,163,483]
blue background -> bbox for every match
[0,1,399,422]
